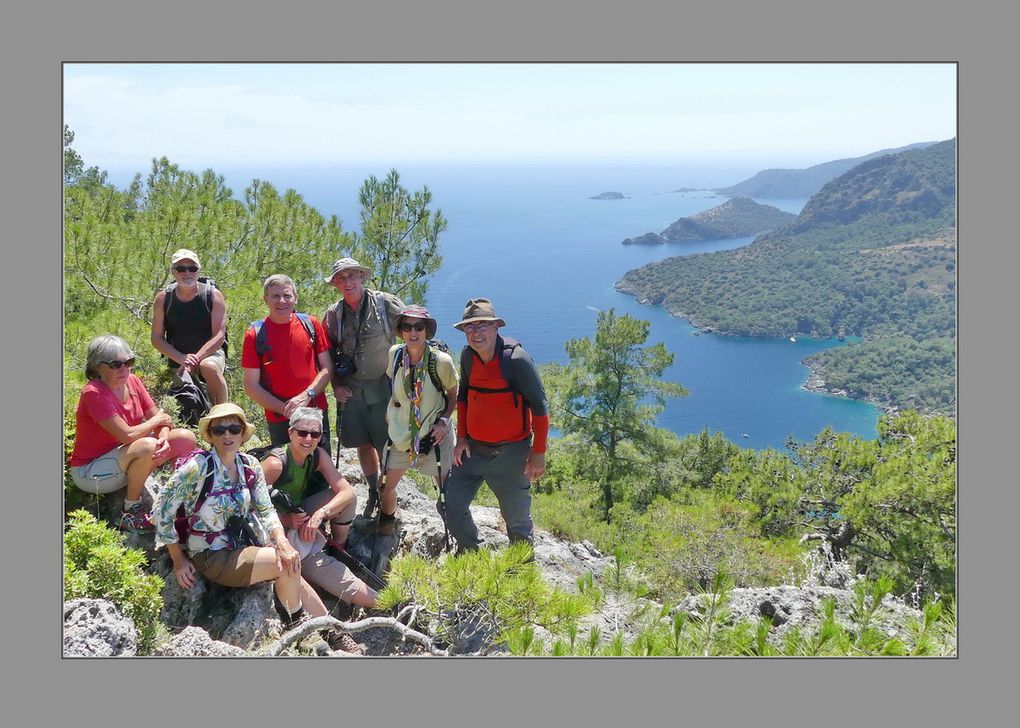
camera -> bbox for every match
[269,488,304,514]
[225,514,262,547]
[417,433,436,456]
[333,349,357,378]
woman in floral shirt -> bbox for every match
[154,402,327,625]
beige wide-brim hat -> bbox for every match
[324,257,373,283]
[396,304,438,339]
[453,298,506,331]
[198,403,256,444]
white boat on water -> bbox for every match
[789,336,796,342]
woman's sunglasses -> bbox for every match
[101,358,136,369]
[210,424,244,436]
[291,428,322,440]
[174,265,200,273]
[399,322,427,332]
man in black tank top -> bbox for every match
[151,249,229,404]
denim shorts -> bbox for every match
[70,446,127,495]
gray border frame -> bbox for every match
[8,0,1009,723]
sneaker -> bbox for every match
[326,630,366,655]
[119,503,155,533]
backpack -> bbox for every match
[250,444,325,499]
[163,278,228,356]
[327,290,395,357]
[249,313,319,397]
[164,449,259,546]
[166,372,211,426]
[458,336,528,432]
[390,340,451,411]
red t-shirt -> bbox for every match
[69,374,156,466]
[241,314,329,422]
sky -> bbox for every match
[63,63,956,171]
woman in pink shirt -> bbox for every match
[68,335,196,532]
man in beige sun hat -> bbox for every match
[322,257,405,516]
[444,297,549,554]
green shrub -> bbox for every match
[380,543,595,654]
[63,510,166,654]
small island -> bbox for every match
[621,197,796,244]
[590,191,627,200]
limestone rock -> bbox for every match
[64,599,137,657]
[154,626,245,657]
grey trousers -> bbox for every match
[443,438,534,550]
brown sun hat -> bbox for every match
[396,305,438,339]
[453,298,506,331]
[323,257,373,283]
[198,403,256,444]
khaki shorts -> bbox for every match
[70,445,127,494]
[200,347,227,373]
[384,436,454,480]
[301,551,364,602]
[191,546,264,588]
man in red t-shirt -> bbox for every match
[444,298,549,553]
[242,274,333,451]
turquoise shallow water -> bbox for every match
[112,161,882,450]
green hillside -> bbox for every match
[618,140,957,413]
[714,142,937,198]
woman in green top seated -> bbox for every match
[260,407,378,608]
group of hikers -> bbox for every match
[67,249,549,629]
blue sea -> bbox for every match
[114,160,882,450]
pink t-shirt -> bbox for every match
[68,374,156,466]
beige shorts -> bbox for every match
[199,347,227,374]
[70,445,127,494]
[384,436,454,480]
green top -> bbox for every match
[276,445,315,504]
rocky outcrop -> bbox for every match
[622,232,668,246]
[153,626,245,657]
[677,585,922,641]
[64,599,137,656]
[590,191,627,200]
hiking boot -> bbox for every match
[361,487,379,518]
[326,630,366,655]
[354,514,399,536]
[119,503,155,533]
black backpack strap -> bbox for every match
[458,346,473,404]
[426,346,448,411]
[191,453,217,515]
[163,282,177,317]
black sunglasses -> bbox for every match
[291,428,322,440]
[174,265,200,273]
[210,423,244,436]
[399,322,427,332]
[101,358,136,369]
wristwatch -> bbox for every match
[306,388,316,399]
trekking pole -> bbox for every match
[435,443,452,553]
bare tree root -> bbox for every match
[264,614,449,656]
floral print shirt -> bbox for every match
[154,449,282,554]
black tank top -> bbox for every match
[165,286,213,356]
